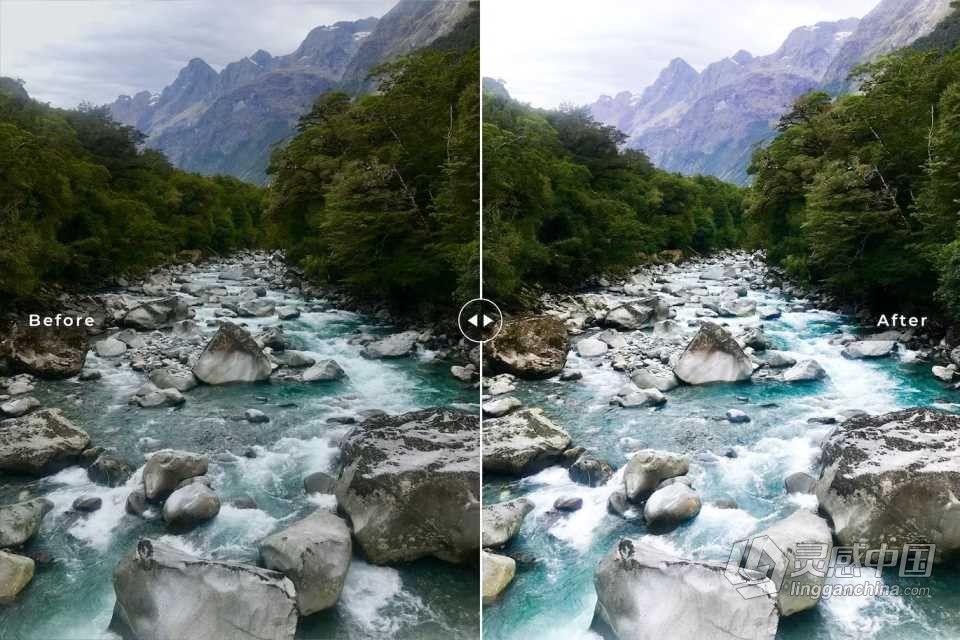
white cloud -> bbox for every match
[0,0,395,107]
[482,0,880,108]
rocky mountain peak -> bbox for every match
[250,49,272,66]
[731,49,753,64]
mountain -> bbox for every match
[588,0,951,184]
[108,0,474,184]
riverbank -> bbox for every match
[0,251,480,639]
[480,251,960,640]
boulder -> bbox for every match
[244,409,269,424]
[622,450,688,502]
[673,322,753,385]
[303,471,337,495]
[718,298,757,318]
[841,340,896,359]
[94,337,127,358]
[88,452,133,487]
[630,369,679,392]
[932,365,956,382]
[604,297,669,331]
[3,322,88,379]
[740,327,767,351]
[816,408,960,562]
[122,296,190,330]
[782,359,826,383]
[109,539,297,640]
[73,495,102,512]
[125,490,147,516]
[277,306,300,320]
[765,351,796,368]
[0,551,34,602]
[258,511,352,615]
[482,551,516,605]
[642,483,701,530]
[136,387,185,408]
[0,396,40,418]
[258,327,288,351]
[753,510,832,616]
[162,483,220,529]
[301,359,346,382]
[593,539,778,640]
[281,350,315,368]
[335,408,479,564]
[238,299,276,318]
[481,498,534,548]
[0,409,90,475]
[486,316,568,379]
[596,329,627,349]
[483,408,571,475]
[483,396,521,418]
[784,472,815,495]
[554,496,583,511]
[569,453,615,487]
[192,323,272,384]
[451,364,477,382]
[142,449,208,501]
[576,337,608,358]
[0,498,53,547]
[725,409,751,423]
[614,387,666,408]
[148,368,198,393]
[361,331,419,358]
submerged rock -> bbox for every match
[0,498,53,548]
[109,539,297,640]
[335,408,479,564]
[481,498,534,548]
[0,409,91,475]
[482,550,516,605]
[673,322,753,385]
[3,322,88,379]
[258,511,352,615]
[486,316,568,379]
[816,407,960,562]
[192,323,272,384]
[593,539,778,640]
[483,408,571,475]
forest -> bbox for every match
[0,77,263,305]
[748,17,960,319]
[482,92,747,304]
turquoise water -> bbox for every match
[482,265,960,640]
[0,265,478,640]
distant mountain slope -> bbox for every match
[588,0,951,184]
[107,0,474,184]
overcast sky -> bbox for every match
[483,0,880,108]
[0,0,395,107]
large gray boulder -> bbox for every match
[361,331,419,358]
[0,409,90,475]
[486,316,568,379]
[259,511,352,615]
[673,322,753,385]
[816,408,960,562]
[335,408,479,564]
[482,550,516,605]
[192,323,272,384]
[481,498,534,548]
[483,408,571,475]
[109,539,297,640]
[143,450,208,502]
[162,483,220,529]
[122,296,191,330]
[0,498,53,548]
[3,322,88,379]
[841,340,896,359]
[149,368,198,393]
[593,539,779,640]
[622,450,689,502]
[782,359,827,383]
[603,297,669,331]
[0,550,34,601]
[753,510,832,616]
[301,359,346,382]
[642,483,701,530]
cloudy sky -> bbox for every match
[484,0,880,108]
[0,0,395,107]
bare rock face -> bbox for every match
[2,322,88,379]
[258,511,352,615]
[486,316,568,379]
[192,322,272,384]
[815,407,960,562]
[0,409,90,475]
[109,539,297,640]
[673,321,753,385]
[335,408,480,564]
[122,296,191,330]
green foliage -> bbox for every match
[0,81,264,303]
[266,44,480,310]
[748,38,960,317]
[482,96,748,303]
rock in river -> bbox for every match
[603,297,669,331]
[361,331,419,358]
[486,316,568,379]
[2,322,88,379]
[483,408,572,475]
[782,359,826,383]
[0,409,90,475]
[122,296,191,331]
[481,498,534,548]
[142,449,208,502]
[642,483,701,530]
[335,408,479,564]
[109,539,297,640]
[482,550,516,605]
[192,322,272,384]
[301,359,346,382]
[841,340,896,359]
[593,539,778,640]
[753,510,832,616]
[622,450,689,502]
[259,511,352,615]
[0,498,53,548]
[163,483,220,529]
[673,321,753,385]
[815,407,960,562]
[0,550,34,602]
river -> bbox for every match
[0,254,478,640]
[481,252,960,640]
